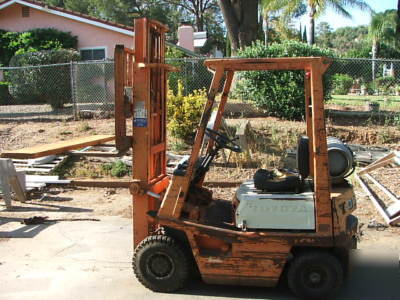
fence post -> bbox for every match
[70,61,78,120]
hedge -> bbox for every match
[235,40,335,120]
[7,49,80,109]
[0,28,78,66]
[0,82,11,105]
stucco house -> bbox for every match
[0,0,134,60]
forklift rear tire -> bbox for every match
[133,235,190,293]
[287,251,343,300]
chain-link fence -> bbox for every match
[71,61,114,119]
[0,63,75,120]
[1,57,400,121]
[328,58,400,111]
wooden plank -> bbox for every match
[365,174,399,204]
[387,202,400,218]
[9,176,27,203]
[13,163,57,168]
[25,175,70,185]
[0,158,27,207]
[358,156,395,175]
[0,159,13,208]
[68,151,121,157]
[1,135,115,159]
[26,175,59,181]
[356,174,392,224]
[15,168,52,173]
[26,182,46,188]
[365,152,395,168]
[70,179,131,188]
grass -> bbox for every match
[54,157,131,179]
[329,95,400,110]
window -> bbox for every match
[21,6,30,17]
[80,48,106,61]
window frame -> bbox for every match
[79,46,107,61]
[21,6,30,17]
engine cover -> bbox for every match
[235,180,315,230]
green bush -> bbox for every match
[0,82,11,105]
[374,76,396,95]
[167,81,207,141]
[103,160,130,177]
[7,49,80,109]
[111,161,129,177]
[234,40,334,120]
[332,74,353,95]
[0,28,78,66]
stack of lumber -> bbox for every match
[356,151,400,226]
[12,155,67,174]
[25,175,70,191]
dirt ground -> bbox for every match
[1,117,399,252]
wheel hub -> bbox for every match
[309,272,322,284]
[147,252,174,279]
[303,266,327,289]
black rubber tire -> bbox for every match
[287,251,344,300]
[133,235,190,293]
[297,136,310,179]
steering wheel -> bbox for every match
[205,128,242,153]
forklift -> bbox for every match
[115,18,358,299]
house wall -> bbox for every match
[0,3,134,58]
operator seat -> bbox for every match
[253,136,309,193]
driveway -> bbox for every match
[0,216,398,300]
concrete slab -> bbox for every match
[0,217,398,300]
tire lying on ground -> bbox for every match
[133,235,190,292]
[287,251,343,299]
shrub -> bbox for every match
[0,28,78,66]
[0,81,11,105]
[110,160,130,177]
[332,74,353,95]
[7,49,80,109]
[374,76,397,95]
[235,40,334,120]
[167,81,207,141]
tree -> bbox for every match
[218,0,260,53]
[316,21,333,48]
[369,10,398,79]
[162,0,219,32]
[397,0,400,36]
[261,0,306,46]
[307,0,372,45]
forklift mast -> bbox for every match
[114,18,174,246]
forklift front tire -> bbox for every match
[287,251,343,300]
[133,235,190,293]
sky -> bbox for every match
[297,0,397,30]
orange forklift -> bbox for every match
[115,18,358,299]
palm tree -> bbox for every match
[369,10,398,80]
[397,0,400,36]
[265,0,371,45]
[261,0,305,45]
[305,0,372,45]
